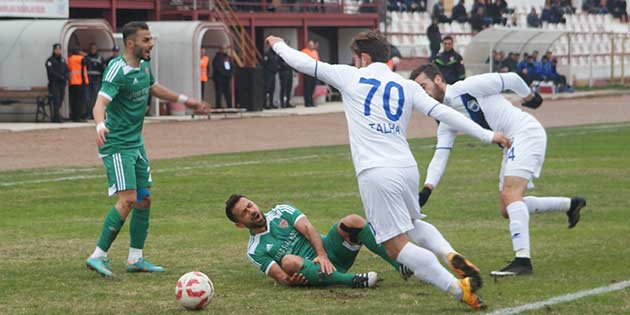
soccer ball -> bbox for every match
[175,271,214,310]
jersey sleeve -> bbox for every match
[99,61,124,101]
[425,122,457,188]
[409,83,494,144]
[247,249,277,275]
[272,41,356,91]
[277,204,305,226]
[455,73,531,98]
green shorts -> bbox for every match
[322,223,361,273]
[101,147,152,196]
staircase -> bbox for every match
[213,0,261,67]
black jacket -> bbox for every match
[263,48,280,75]
[435,49,465,84]
[45,55,69,85]
[86,53,106,80]
[212,52,234,83]
[427,24,442,50]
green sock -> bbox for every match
[96,206,125,252]
[358,225,401,271]
[299,259,355,287]
[129,207,150,249]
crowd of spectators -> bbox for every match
[489,50,573,92]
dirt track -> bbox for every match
[1,95,629,171]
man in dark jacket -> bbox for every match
[427,17,441,62]
[212,45,234,108]
[85,43,106,119]
[434,36,465,84]
[263,43,280,109]
[45,43,69,123]
[451,0,468,23]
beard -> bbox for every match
[134,46,151,61]
[246,216,266,229]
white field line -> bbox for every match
[483,279,630,315]
[0,155,323,187]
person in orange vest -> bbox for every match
[200,48,209,101]
[301,40,319,107]
[67,48,89,122]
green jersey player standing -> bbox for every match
[86,21,208,278]
[225,194,414,287]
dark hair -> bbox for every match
[350,31,390,63]
[225,194,245,223]
[122,21,150,42]
[409,63,443,81]
[442,35,453,42]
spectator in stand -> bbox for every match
[434,36,465,84]
[527,8,542,28]
[471,0,485,15]
[486,0,501,24]
[611,0,628,22]
[542,0,567,23]
[451,0,468,23]
[432,0,451,23]
[590,0,609,14]
[388,0,402,11]
[427,17,442,62]
[469,7,487,33]
[560,0,576,14]
[405,0,426,12]
[506,14,519,27]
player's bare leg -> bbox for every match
[384,234,485,309]
[492,176,533,277]
[86,190,136,278]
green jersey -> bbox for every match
[247,204,316,274]
[98,56,155,154]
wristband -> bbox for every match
[177,94,189,104]
[96,122,106,133]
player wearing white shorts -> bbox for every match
[410,64,587,277]
[267,31,512,309]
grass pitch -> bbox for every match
[1,123,629,315]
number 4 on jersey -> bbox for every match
[507,147,516,161]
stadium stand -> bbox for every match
[384,1,630,84]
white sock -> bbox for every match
[507,201,531,258]
[523,196,571,214]
[128,247,143,264]
[396,242,457,293]
[89,246,107,259]
[407,219,455,264]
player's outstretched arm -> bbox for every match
[293,215,336,275]
[267,36,353,91]
[93,94,111,148]
[422,123,458,199]
[411,86,512,148]
[267,264,309,287]
[457,72,532,98]
[150,83,208,114]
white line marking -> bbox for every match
[484,280,630,315]
[0,155,324,187]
